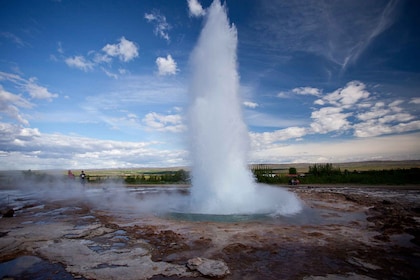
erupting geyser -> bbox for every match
[187,0,302,215]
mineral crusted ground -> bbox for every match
[0,184,419,279]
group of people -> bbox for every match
[67,170,87,185]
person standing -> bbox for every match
[68,170,75,180]
[80,170,86,186]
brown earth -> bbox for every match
[0,184,419,279]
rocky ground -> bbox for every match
[0,184,419,279]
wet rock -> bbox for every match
[2,208,14,218]
[187,257,230,278]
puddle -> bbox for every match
[0,255,87,280]
[161,205,366,226]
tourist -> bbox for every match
[80,170,86,185]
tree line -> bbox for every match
[253,163,420,185]
[124,169,189,184]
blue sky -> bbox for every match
[0,0,419,170]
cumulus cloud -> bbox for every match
[144,11,171,41]
[156,55,178,76]
[310,107,352,134]
[142,112,186,133]
[102,37,139,62]
[187,0,206,17]
[243,101,259,108]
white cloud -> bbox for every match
[276,91,289,98]
[144,11,171,41]
[310,107,352,134]
[156,55,178,76]
[142,112,186,133]
[250,126,307,148]
[0,122,40,146]
[65,55,94,72]
[292,86,321,96]
[187,0,206,17]
[102,37,139,62]
[243,101,259,108]
[277,86,322,99]
[353,98,418,137]
[316,81,370,108]
[353,120,420,138]
[409,97,420,104]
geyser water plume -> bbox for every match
[187,0,302,215]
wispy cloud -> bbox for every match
[63,37,139,77]
[251,0,402,70]
[292,86,322,96]
[65,55,94,72]
[0,72,59,127]
[0,86,32,125]
[0,32,28,47]
[0,71,58,101]
[142,112,186,133]
[144,10,171,41]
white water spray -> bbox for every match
[188,1,302,215]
